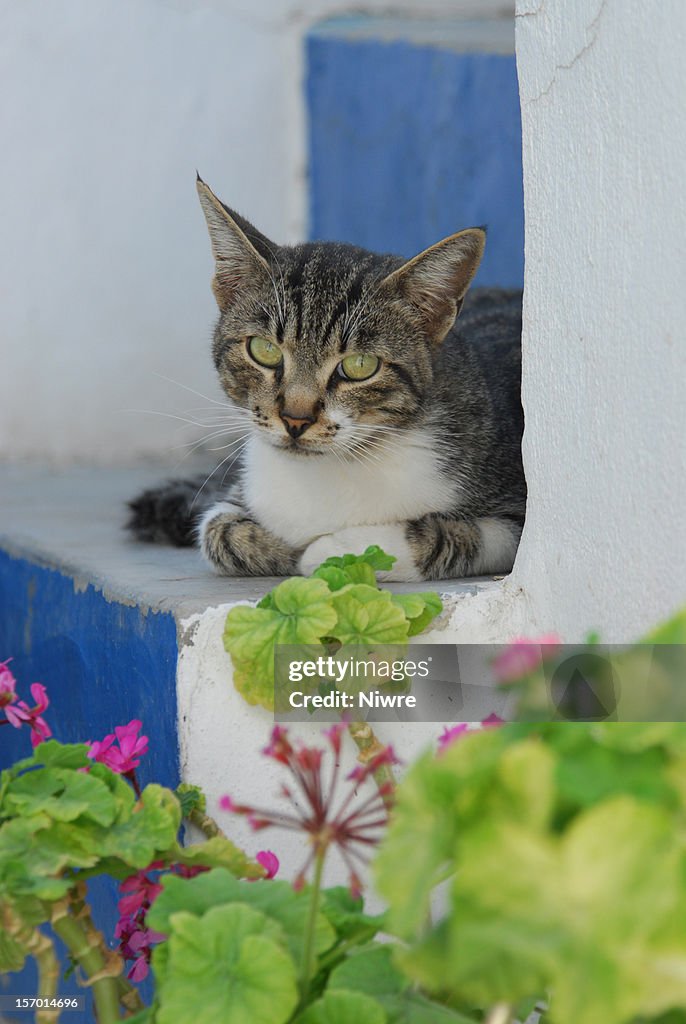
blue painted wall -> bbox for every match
[307,19,524,288]
[0,550,179,1020]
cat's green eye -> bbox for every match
[247,336,283,368]
[338,353,380,381]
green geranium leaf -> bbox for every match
[149,870,334,963]
[375,737,502,938]
[27,741,91,770]
[332,586,409,646]
[320,887,384,943]
[224,578,338,708]
[391,592,443,637]
[382,993,479,1024]
[0,815,100,897]
[328,944,407,997]
[295,989,387,1024]
[100,784,181,868]
[176,783,206,816]
[338,562,378,587]
[313,566,351,591]
[642,607,686,644]
[319,546,396,573]
[173,837,259,879]
[3,767,117,827]
[156,903,298,1024]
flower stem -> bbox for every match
[187,806,227,838]
[1,903,61,1023]
[347,720,395,805]
[299,850,326,1007]
[51,903,122,1024]
[34,930,60,1024]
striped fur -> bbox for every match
[127,179,526,581]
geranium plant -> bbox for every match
[0,664,473,1024]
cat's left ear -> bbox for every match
[196,176,275,311]
[381,228,486,343]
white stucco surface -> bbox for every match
[487,0,686,643]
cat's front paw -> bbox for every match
[299,525,422,582]
[199,502,253,574]
[200,502,300,577]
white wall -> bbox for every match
[457,0,686,644]
[0,0,509,462]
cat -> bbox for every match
[127,176,526,581]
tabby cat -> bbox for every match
[128,177,526,581]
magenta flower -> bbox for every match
[482,712,505,727]
[117,870,163,919]
[115,915,165,982]
[437,714,505,754]
[0,660,17,708]
[4,683,52,747]
[115,859,211,982]
[88,719,149,774]
[254,850,279,880]
[437,723,469,753]
[221,726,397,895]
[493,634,561,684]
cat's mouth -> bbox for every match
[275,436,327,456]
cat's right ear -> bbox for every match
[380,228,486,343]
[196,177,273,311]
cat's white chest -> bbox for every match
[241,430,459,548]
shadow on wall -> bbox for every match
[307,15,523,289]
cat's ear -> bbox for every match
[381,229,485,342]
[196,176,275,311]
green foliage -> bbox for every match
[223,547,443,709]
[148,869,336,965]
[154,903,299,1024]
[144,865,470,1024]
[294,989,387,1024]
[376,721,686,1024]
[0,739,261,1014]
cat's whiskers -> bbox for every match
[172,429,252,472]
[342,426,411,461]
[149,371,243,411]
[124,409,250,433]
[219,438,252,489]
[171,427,240,452]
[190,434,252,509]
[341,436,388,470]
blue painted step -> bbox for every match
[0,464,273,1021]
[306,15,524,288]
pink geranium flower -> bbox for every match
[0,660,17,708]
[437,714,505,754]
[222,725,397,896]
[492,634,562,684]
[4,683,52,747]
[88,720,149,774]
[437,723,469,753]
[254,850,279,880]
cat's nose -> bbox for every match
[281,411,315,439]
